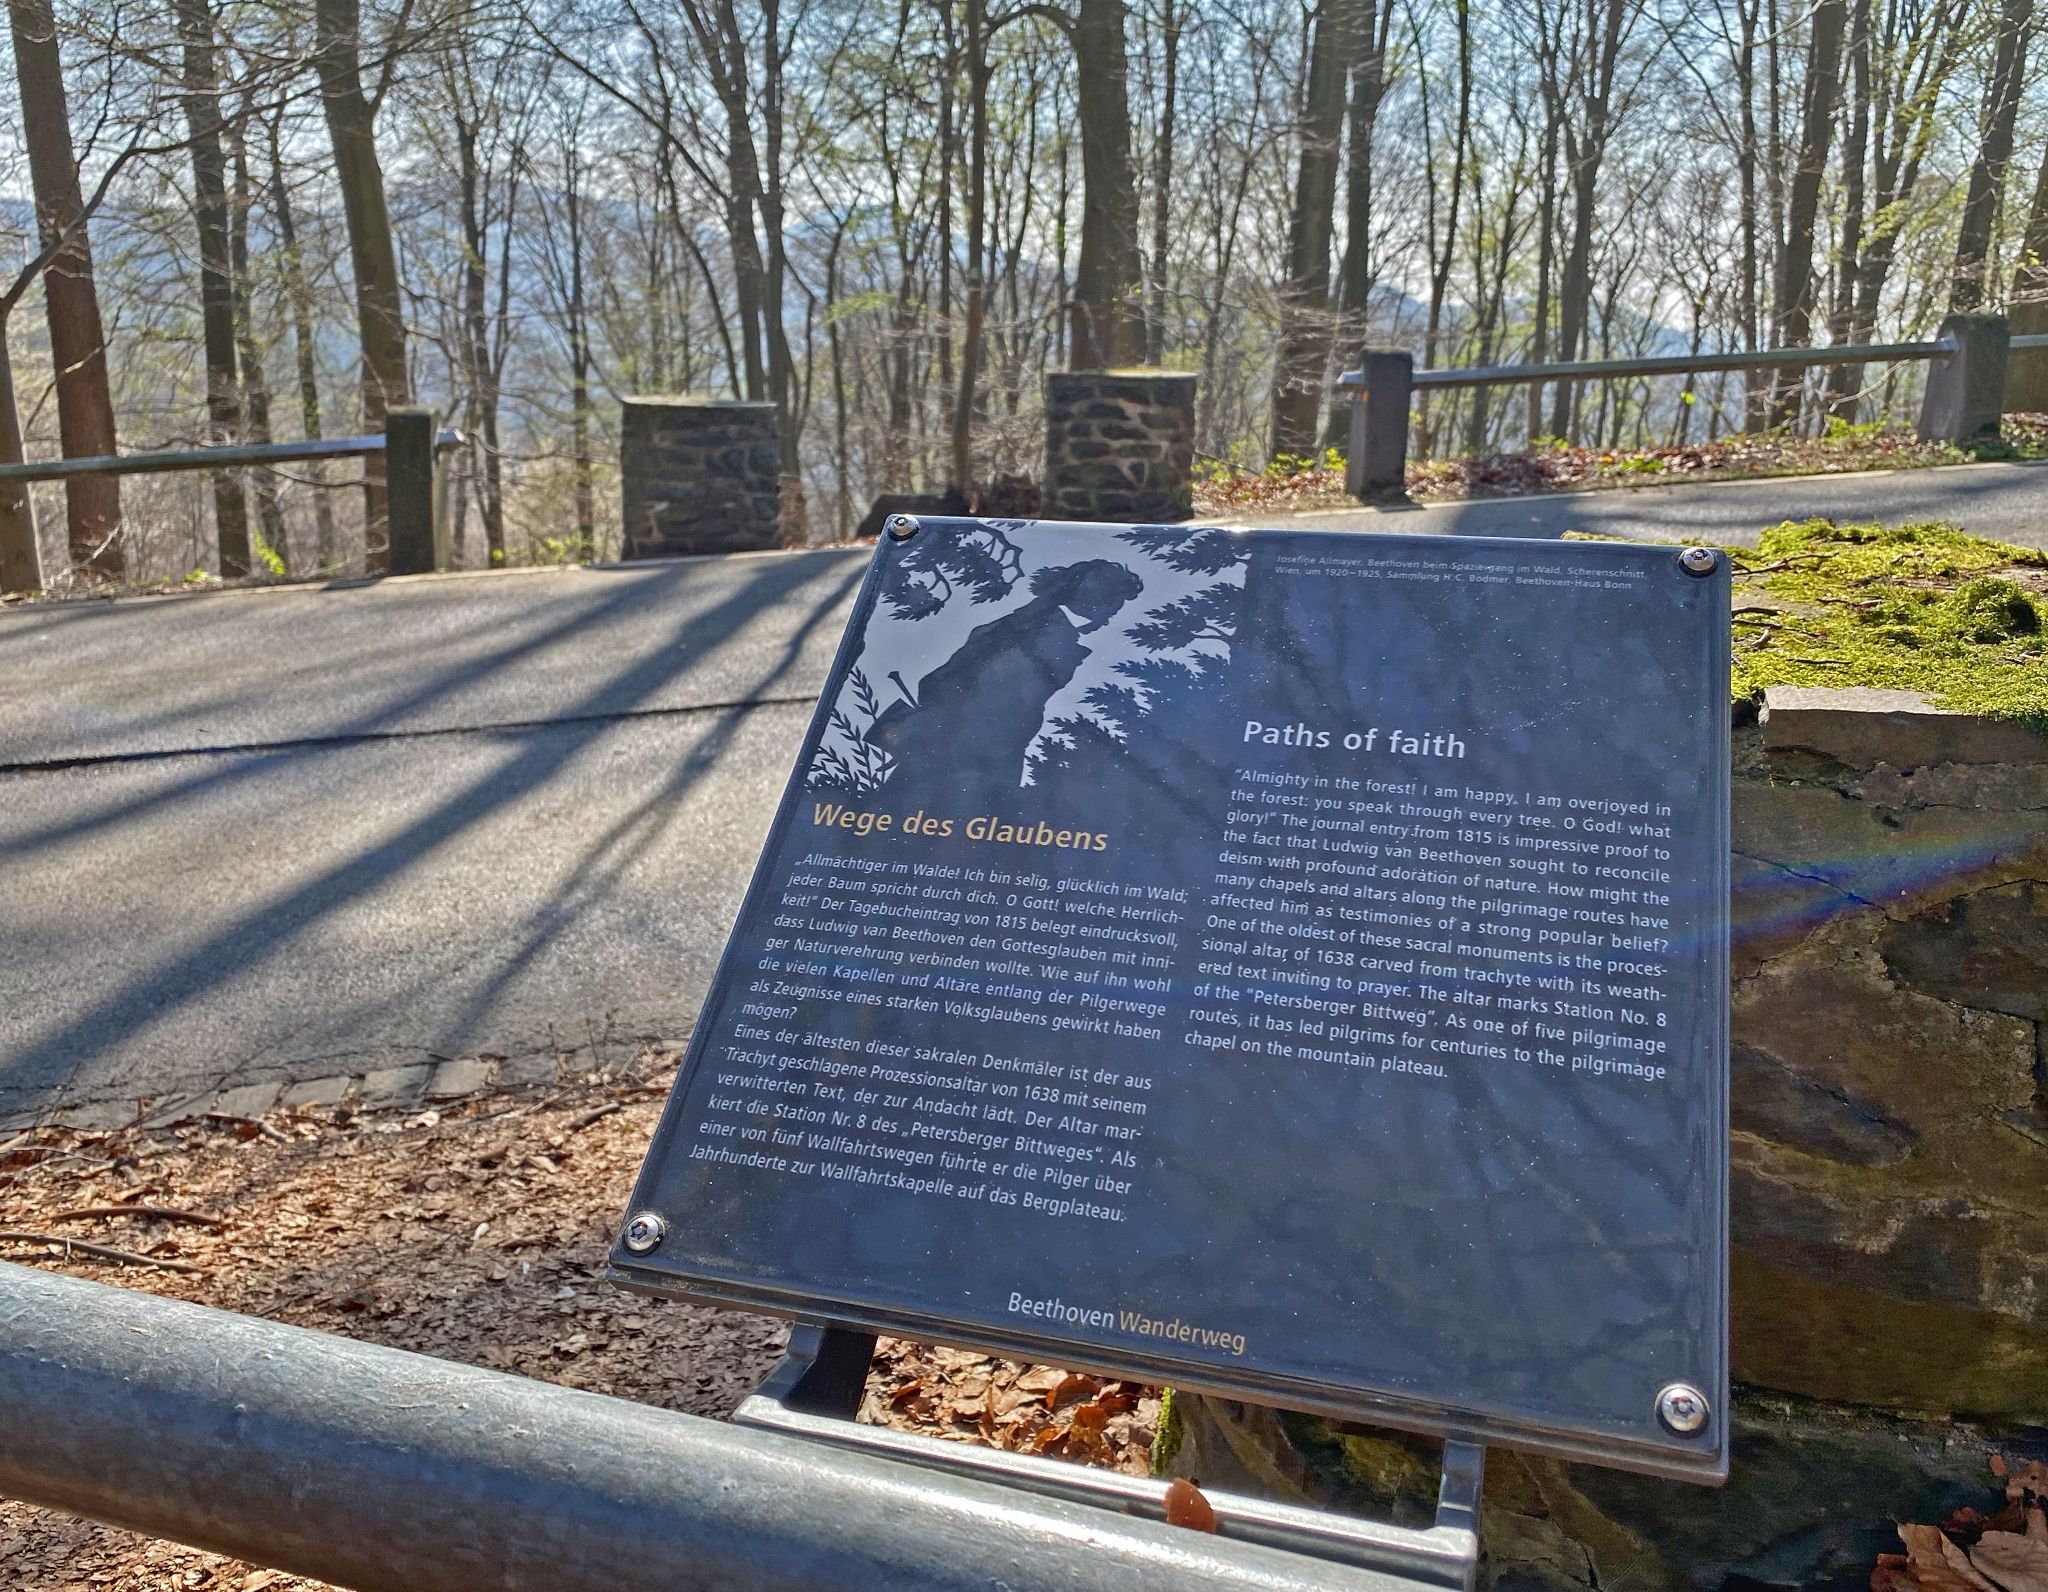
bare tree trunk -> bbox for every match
[759,0,799,484]
[826,223,851,536]
[1269,0,1357,458]
[1548,0,1629,443]
[1950,0,2032,311]
[314,0,410,569]
[1145,0,1179,367]
[1322,0,1389,451]
[266,113,337,571]
[229,120,287,564]
[453,114,504,564]
[563,139,594,549]
[1735,0,1763,426]
[1850,6,1967,362]
[8,0,122,577]
[1416,0,1472,459]
[0,326,40,591]
[1527,108,1559,442]
[178,0,251,575]
[1770,0,1846,428]
[952,0,990,492]
[1069,0,1144,367]
[1825,0,1870,418]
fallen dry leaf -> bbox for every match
[0,1051,1159,1587]
[1164,1477,1218,1534]
[1970,1533,2048,1592]
[1049,1372,1100,1411]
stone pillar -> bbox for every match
[1344,348,1414,502]
[1917,312,2009,445]
[620,397,783,557]
[2007,300,2048,414]
[1042,371,1196,523]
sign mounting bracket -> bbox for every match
[735,1321,1487,1590]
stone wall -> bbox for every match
[620,397,784,557]
[1167,688,2048,1591]
[1042,371,1196,523]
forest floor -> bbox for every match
[0,1049,1160,1590]
[1191,416,2048,520]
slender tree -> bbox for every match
[1068,0,1145,367]
[314,0,411,564]
[8,0,123,577]
[1269,0,1358,458]
[1332,0,1392,359]
[228,115,288,562]
[265,109,337,571]
[1950,0,2032,311]
[1770,0,1846,425]
[951,0,990,492]
[0,320,37,591]
[176,0,250,574]
[1547,0,1635,440]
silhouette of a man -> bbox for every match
[866,558,1144,802]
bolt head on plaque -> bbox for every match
[886,514,919,541]
[1655,1382,1710,1435]
[622,1212,668,1255]
[1678,546,1718,576]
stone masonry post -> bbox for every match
[1042,371,1197,523]
[620,397,784,557]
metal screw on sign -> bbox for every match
[621,1212,668,1255]
[886,514,919,541]
[1655,1382,1710,1435]
[1678,546,1718,576]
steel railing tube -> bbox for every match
[0,1262,1394,1591]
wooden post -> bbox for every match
[384,407,440,574]
[1918,313,2009,445]
[1345,348,1413,502]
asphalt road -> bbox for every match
[0,550,867,1127]
[4,459,2043,1127]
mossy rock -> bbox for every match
[1727,520,2048,727]
[1162,1392,2042,1592]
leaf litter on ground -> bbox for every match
[0,1047,1156,1589]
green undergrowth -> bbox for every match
[1727,519,2048,726]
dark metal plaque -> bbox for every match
[614,521,1730,1482]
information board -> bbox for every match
[614,519,1730,1482]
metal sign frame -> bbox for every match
[613,518,1731,1492]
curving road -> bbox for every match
[4,458,2042,1127]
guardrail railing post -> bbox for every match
[385,407,442,575]
[0,468,38,595]
[1916,313,2009,445]
[1347,349,1413,502]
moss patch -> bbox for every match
[1728,519,2048,727]
[1148,1386,1185,1474]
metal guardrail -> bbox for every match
[1335,312,2041,500]
[0,429,452,483]
[0,1261,1409,1592]
[1340,339,1948,393]
[0,409,460,581]
[1335,332,2048,393]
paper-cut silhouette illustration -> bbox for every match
[863,559,1143,804]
